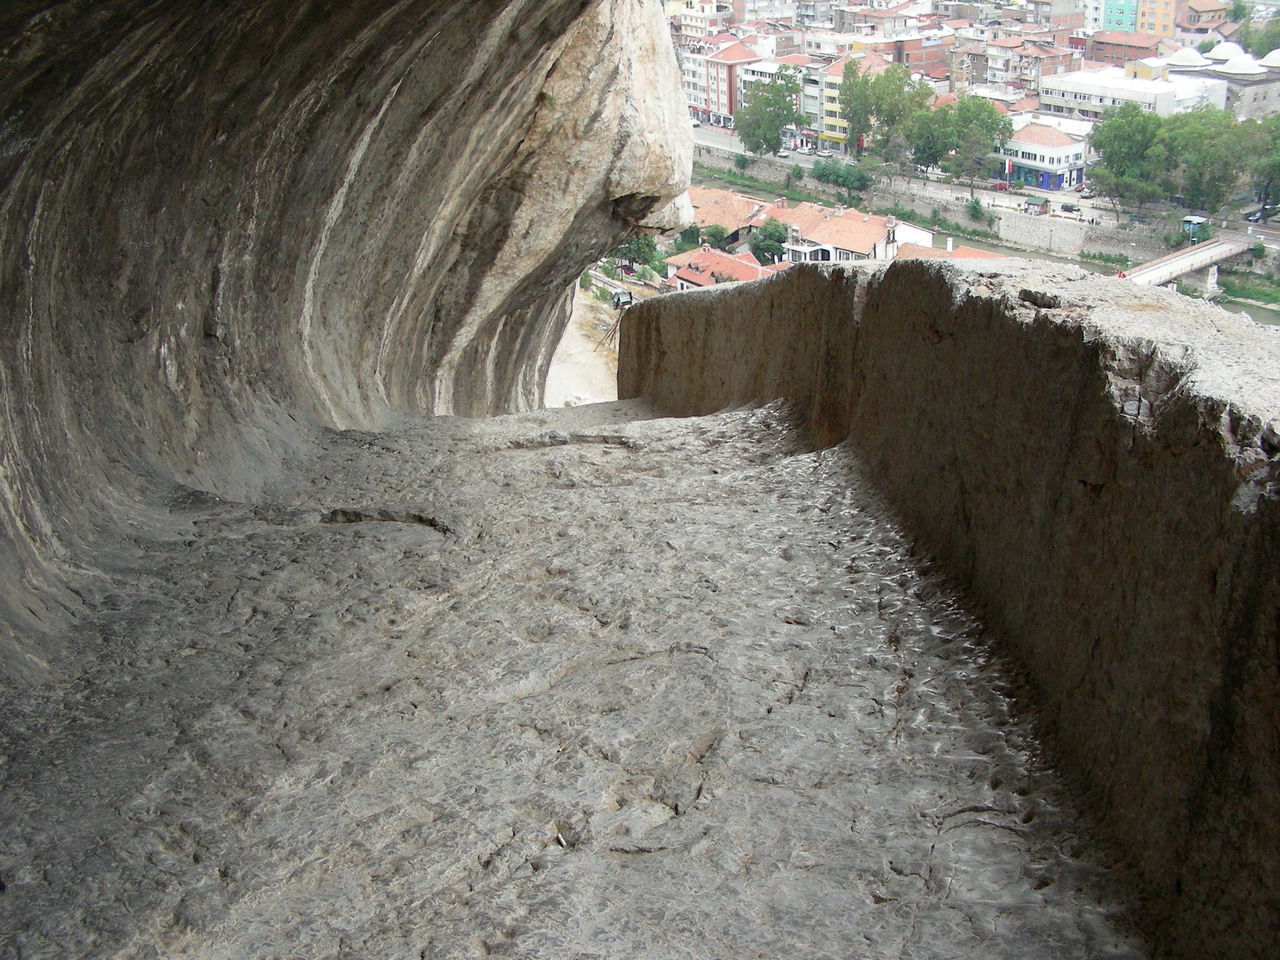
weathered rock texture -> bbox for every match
[621,261,1280,959]
[0,400,1147,959]
[0,0,690,681]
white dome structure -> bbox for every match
[1260,48,1280,69]
[1206,41,1245,61]
[1166,46,1211,68]
[1219,53,1267,75]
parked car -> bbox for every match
[989,180,1010,190]
[776,150,790,158]
[691,119,701,127]
[1073,182,1086,192]
[1079,188,1094,199]
[798,146,815,155]
[1246,209,1265,222]
[817,149,834,157]
[1061,202,1080,213]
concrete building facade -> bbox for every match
[1039,64,1228,117]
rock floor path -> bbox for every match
[1,401,1146,959]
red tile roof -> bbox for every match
[667,248,790,286]
[709,41,762,64]
[1091,30,1162,48]
[686,186,766,233]
[1012,122,1079,147]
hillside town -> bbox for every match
[669,0,1280,142]
[583,1,1280,304]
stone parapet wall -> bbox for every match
[620,262,1280,960]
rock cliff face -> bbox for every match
[621,261,1280,960]
[0,0,690,680]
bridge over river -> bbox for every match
[1122,237,1250,287]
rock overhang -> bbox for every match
[0,0,690,669]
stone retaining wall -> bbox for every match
[619,261,1280,960]
[694,147,1171,264]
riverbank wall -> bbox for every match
[696,144,1172,266]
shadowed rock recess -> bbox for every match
[0,3,1274,960]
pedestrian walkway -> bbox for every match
[0,401,1146,959]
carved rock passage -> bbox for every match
[620,261,1280,960]
[0,0,690,678]
[0,401,1144,959]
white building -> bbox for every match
[995,120,1089,190]
[1039,65,1228,118]
[797,0,835,25]
[731,0,799,18]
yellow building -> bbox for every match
[820,58,850,149]
[1137,0,1180,37]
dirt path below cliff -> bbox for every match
[0,401,1146,959]
[543,288,620,408]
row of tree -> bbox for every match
[733,50,1280,220]
[734,61,1013,195]
[1089,103,1280,215]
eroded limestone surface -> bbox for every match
[0,402,1143,959]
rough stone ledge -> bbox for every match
[620,259,1280,960]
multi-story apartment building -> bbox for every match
[1102,0,1139,31]
[947,42,990,92]
[678,1,732,40]
[1136,0,1180,37]
[1039,65,1227,117]
[1087,29,1164,65]
[815,52,895,152]
[804,28,861,59]
[985,36,1080,91]
[797,0,835,25]
[1026,0,1086,31]
[847,26,959,72]
[732,0,798,19]
[705,41,763,125]
[820,56,852,150]
[1081,0,1107,31]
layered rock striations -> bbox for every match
[621,261,1280,960]
[0,0,690,681]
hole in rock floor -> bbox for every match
[0,400,1146,959]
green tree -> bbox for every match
[1088,102,1167,218]
[1245,18,1280,56]
[612,234,658,269]
[1159,107,1250,211]
[942,96,1012,195]
[1251,114,1280,204]
[733,67,803,156]
[903,105,956,170]
[702,224,731,250]
[1230,0,1248,21]
[748,217,789,264]
[870,64,932,137]
[839,60,875,156]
